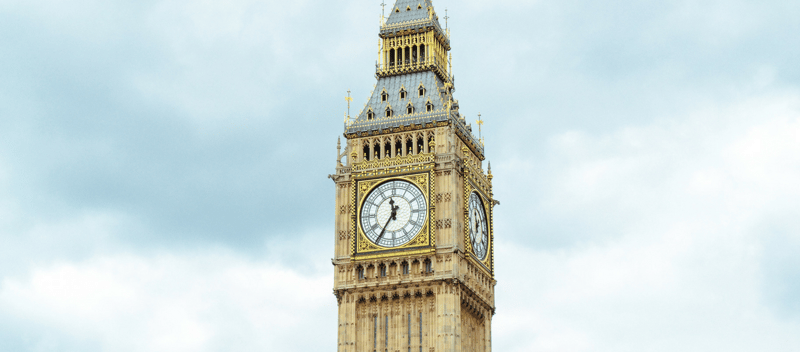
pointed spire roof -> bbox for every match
[386,0,435,24]
[380,0,448,46]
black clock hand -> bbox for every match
[376,199,398,242]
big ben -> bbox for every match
[329,1,497,351]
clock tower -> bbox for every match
[329,1,497,351]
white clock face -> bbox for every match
[468,191,489,260]
[360,180,427,248]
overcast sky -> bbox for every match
[1,0,800,351]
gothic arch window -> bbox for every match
[367,109,374,120]
[420,44,426,62]
[399,88,407,100]
[357,265,365,280]
[412,45,418,63]
[406,136,413,155]
[401,261,409,275]
[404,46,410,64]
[385,106,393,117]
[363,143,370,161]
[418,85,426,97]
[384,140,391,158]
[424,259,433,273]
[381,91,388,102]
[394,138,402,156]
[407,103,414,114]
[389,49,396,67]
[417,135,424,154]
[379,264,387,277]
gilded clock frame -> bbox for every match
[350,154,436,261]
[463,163,494,276]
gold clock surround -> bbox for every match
[350,154,436,261]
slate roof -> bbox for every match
[385,0,435,24]
[347,71,447,133]
[380,0,448,46]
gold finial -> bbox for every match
[345,89,353,124]
[444,8,449,29]
[488,161,493,180]
[476,113,484,145]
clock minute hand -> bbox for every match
[376,199,397,242]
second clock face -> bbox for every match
[468,191,489,260]
[360,180,428,248]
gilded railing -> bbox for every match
[352,153,435,172]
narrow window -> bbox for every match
[418,86,425,97]
[417,136,424,154]
[384,141,391,159]
[407,104,414,114]
[395,139,402,156]
[358,266,365,279]
[389,49,396,67]
[404,47,410,64]
[412,45,418,63]
[407,313,411,352]
[382,91,388,102]
[402,262,409,275]
[426,102,433,112]
[399,89,407,100]
[380,264,387,277]
[367,110,374,120]
[386,107,393,117]
[406,138,413,155]
[419,44,425,62]
[419,312,423,352]
[363,145,370,161]
[424,259,432,273]
[374,316,378,350]
[385,316,389,348]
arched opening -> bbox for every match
[417,136,424,154]
[394,138,402,157]
[367,109,374,120]
[404,47,410,65]
[420,44,426,62]
[424,259,433,273]
[357,265,365,280]
[399,89,407,100]
[385,107,393,117]
[426,102,434,112]
[363,144,370,161]
[379,264,387,277]
[389,48,395,67]
[401,261,409,275]
[381,91,388,102]
[406,137,413,155]
[374,146,380,160]
[407,104,414,114]
[384,140,391,158]
[418,85,425,97]
[412,45,418,63]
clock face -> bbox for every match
[360,180,428,248]
[468,191,489,260]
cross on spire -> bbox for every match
[444,8,449,29]
[381,1,386,18]
[345,90,353,124]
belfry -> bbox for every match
[329,1,497,351]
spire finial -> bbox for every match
[445,8,449,29]
[381,1,386,24]
[476,113,484,144]
[345,89,353,119]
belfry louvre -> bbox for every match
[329,1,497,351]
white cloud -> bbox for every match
[0,252,334,352]
[493,90,800,351]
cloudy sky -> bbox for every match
[1,0,799,351]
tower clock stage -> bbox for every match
[328,1,497,351]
